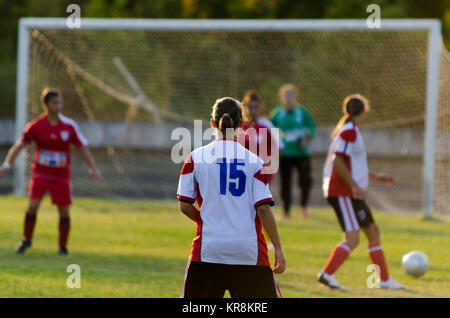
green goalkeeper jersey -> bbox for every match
[270,105,316,157]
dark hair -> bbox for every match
[211,97,243,135]
[40,88,61,106]
[242,90,262,106]
[345,97,366,117]
[331,94,370,138]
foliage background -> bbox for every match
[0,0,449,117]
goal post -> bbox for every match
[423,21,441,218]
[15,18,446,217]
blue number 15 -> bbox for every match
[217,159,246,197]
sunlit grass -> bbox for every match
[0,195,448,297]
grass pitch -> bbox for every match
[0,195,448,298]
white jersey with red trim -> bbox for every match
[322,121,368,198]
[177,139,274,266]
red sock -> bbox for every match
[368,245,389,281]
[58,218,71,248]
[323,243,352,275]
[23,212,37,241]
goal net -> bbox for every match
[16,19,449,215]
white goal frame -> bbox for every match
[15,18,442,217]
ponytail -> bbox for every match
[331,94,370,138]
[219,113,233,130]
[331,114,350,139]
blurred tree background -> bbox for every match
[0,0,449,117]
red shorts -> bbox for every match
[29,177,72,206]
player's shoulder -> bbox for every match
[240,143,264,171]
[338,121,358,142]
[189,141,215,163]
[270,106,284,118]
[58,114,79,128]
[27,114,46,127]
[189,145,203,162]
[256,117,275,129]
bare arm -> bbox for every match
[369,171,394,186]
[179,201,200,223]
[333,154,366,199]
[257,204,286,274]
[77,146,103,182]
[0,141,27,177]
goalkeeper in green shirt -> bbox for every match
[270,84,316,219]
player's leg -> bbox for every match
[16,177,47,254]
[228,265,280,298]
[57,205,71,256]
[318,196,360,289]
[357,200,403,289]
[279,157,293,218]
[182,261,226,298]
[297,156,313,218]
[49,180,72,255]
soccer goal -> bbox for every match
[15,18,449,217]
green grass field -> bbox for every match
[0,195,449,298]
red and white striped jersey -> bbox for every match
[177,139,274,266]
[322,121,369,198]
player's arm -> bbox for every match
[369,171,394,186]
[257,204,286,274]
[179,201,201,223]
[333,154,366,199]
[0,141,27,177]
[77,146,103,182]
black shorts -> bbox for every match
[327,196,374,232]
[181,261,281,298]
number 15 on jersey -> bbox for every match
[216,158,246,197]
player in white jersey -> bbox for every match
[318,94,404,290]
[177,97,285,298]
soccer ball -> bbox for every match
[402,251,429,277]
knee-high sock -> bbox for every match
[58,217,71,248]
[323,243,352,275]
[23,212,37,241]
[368,245,389,281]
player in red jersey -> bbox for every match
[318,94,403,290]
[0,88,102,256]
[238,90,284,249]
[238,90,283,184]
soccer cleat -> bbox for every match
[380,277,404,290]
[318,271,342,289]
[58,247,70,256]
[15,239,32,254]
